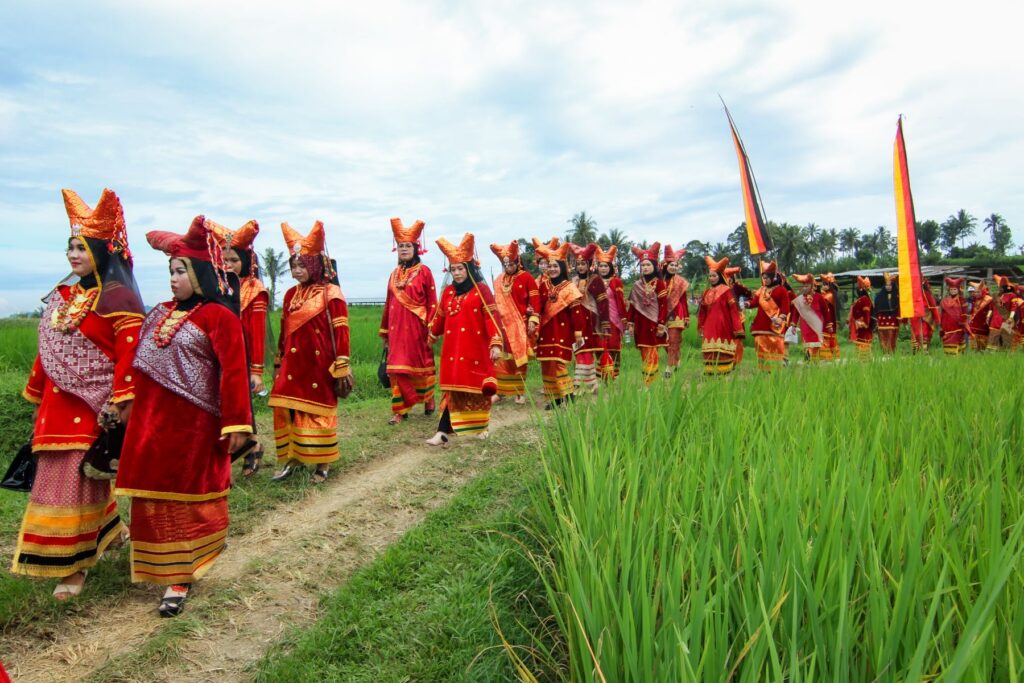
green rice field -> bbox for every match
[530,353,1024,681]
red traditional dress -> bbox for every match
[818,275,840,361]
[209,220,268,380]
[534,241,584,404]
[989,276,1022,350]
[662,245,690,373]
[595,244,626,380]
[968,283,993,351]
[627,244,668,385]
[725,267,748,366]
[939,277,968,355]
[570,244,610,393]
[848,277,874,358]
[698,257,745,375]
[908,284,940,353]
[116,217,253,586]
[429,235,503,435]
[13,189,143,579]
[745,260,790,371]
[874,274,901,354]
[490,241,539,397]
[791,275,826,362]
[270,222,351,466]
[382,218,437,417]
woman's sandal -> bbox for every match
[311,468,329,485]
[425,432,450,447]
[53,570,87,601]
[271,460,300,482]
[242,444,263,478]
[158,583,191,617]
[387,414,404,426]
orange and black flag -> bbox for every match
[894,116,926,318]
[721,98,773,255]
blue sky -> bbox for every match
[1,0,1021,314]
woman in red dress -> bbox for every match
[116,216,253,616]
[595,245,626,380]
[848,276,874,358]
[989,274,1022,350]
[818,273,841,361]
[697,256,745,375]
[791,274,827,361]
[212,220,270,476]
[874,273,901,354]
[269,222,353,484]
[626,243,668,384]
[939,276,968,355]
[533,240,585,408]
[723,266,748,367]
[745,259,790,371]
[425,234,504,445]
[14,188,143,599]
[490,240,539,403]
[381,218,437,424]
[661,244,690,378]
[569,243,610,394]
[908,282,941,353]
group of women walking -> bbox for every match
[10,187,1022,618]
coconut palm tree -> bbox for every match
[983,213,1013,255]
[567,211,598,246]
[262,247,286,310]
[940,209,977,253]
[839,228,860,258]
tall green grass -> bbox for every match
[528,354,1024,681]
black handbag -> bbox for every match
[2,440,36,493]
[377,349,391,389]
[81,424,125,481]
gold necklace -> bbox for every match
[52,285,97,334]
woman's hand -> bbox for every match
[490,346,501,362]
[250,373,265,394]
[225,432,249,453]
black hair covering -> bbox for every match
[182,256,240,315]
[874,286,900,316]
[763,272,782,288]
[549,260,568,286]
[64,235,145,316]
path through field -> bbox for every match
[2,406,536,682]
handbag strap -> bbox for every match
[323,289,337,360]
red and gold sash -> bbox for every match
[754,286,785,333]
[240,277,267,313]
[666,275,689,313]
[388,265,429,324]
[494,274,530,366]
[283,284,344,340]
[701,284,731,307]
[541,281,582,327]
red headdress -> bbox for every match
[390,217,427,253]
[759,259,777,276]
[282,221,326,257]
[856,275,872,291]
[631,242,661,264]
[535,241,572,263]
[570,243,598,262]
[994,273,1012,289]
[794,273,817,286]
[723,265,741,282]
[147,216,234,297]
[819,272,837,286]
[944,276,964,288]
[663,244,686,262]
[209,219,259,251]
[883,271,898,285]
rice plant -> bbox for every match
[528,353,1024,682]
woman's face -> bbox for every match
[666,260,679,275]
[169,258,194,301]
[66,238,94,278]
[503,259,519,275]
[597,261,611,278]
[709,271,721,285]
[223,248,243,275]
[290,258,310,284]
[536,258,548,273]
[640,260,654,276]
[576,260,590,276]
[396,242,416,264]
[801,283,813,295]
[949,286,960,297]
[885,281,893,291]
[450,262,468,284]
[546,260,562,279]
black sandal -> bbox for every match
[311,468,329,484]
[242,444,263,478]
[158,583,191,618]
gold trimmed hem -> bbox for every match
[267,396,337,417]
[114,488,230,502]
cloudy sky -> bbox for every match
[1,0,1021,314]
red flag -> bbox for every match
[894,116,925,318]
[722,99,773,255]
